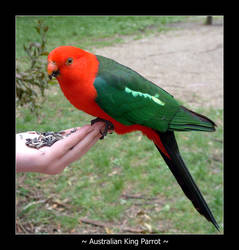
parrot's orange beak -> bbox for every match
[48,61,60,79]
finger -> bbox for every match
[61,122,105,137]
[59,128,102,166]
[49,134,101,175]
[65,122,106,161]
[90,121,105,131]
[50,125,94,157]
[63,127,102,161]
[62,122,105,149]
[73,134,101,159]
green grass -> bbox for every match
[16,87,223,234]
[16,16,223,234]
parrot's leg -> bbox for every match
[91,117,114,139]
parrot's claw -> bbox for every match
[91,117,114,140]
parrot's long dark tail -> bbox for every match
[154,130,219,231]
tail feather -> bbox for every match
[169,106,216,132]
[154,130,219,231]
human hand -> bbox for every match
[16,122,107,175]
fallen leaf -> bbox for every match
[144,223,152,232]
[105,227,112,234]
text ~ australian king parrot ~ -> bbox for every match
[47,46,219,230]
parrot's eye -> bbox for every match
[66,57,73,65]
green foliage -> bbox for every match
[16,20,49,114]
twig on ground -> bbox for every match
[79,218,109,228]
[121,194,157,200]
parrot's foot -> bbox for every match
[91,117,114,140]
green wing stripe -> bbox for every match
[125,87,165,106]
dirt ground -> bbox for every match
[93,19,223,110]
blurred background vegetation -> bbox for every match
[16,16,223,234]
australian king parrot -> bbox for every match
[47,46,219,230]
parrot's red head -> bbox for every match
[47,46,88,80]
[47,46,99,113]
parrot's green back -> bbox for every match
[94,55,215,132]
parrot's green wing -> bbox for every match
[94,55,215,132]
[94,55,179,132]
